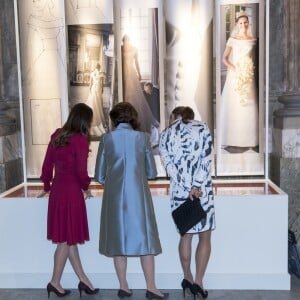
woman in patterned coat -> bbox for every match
[159,106,215,299]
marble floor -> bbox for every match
[0,275,299,300]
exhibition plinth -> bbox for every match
[0,180,290,290]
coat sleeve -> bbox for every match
[191,124,213,188]
[40,139,55,192]
[74,134,91,190]
[159,127,190,191]
[94,134,106,184]
[145,133,157,179]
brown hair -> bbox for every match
[171,106,194,124]
[109,102,140,130]
[181,106,195,124]
[171,106,186,120]
[52,103,93,147]
[144,82,153,89]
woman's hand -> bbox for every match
[37,190,48,198]
[223,46,235,71]
[228,63,236,71]
[84,189,93,200]
[189,186,203,200]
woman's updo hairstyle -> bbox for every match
[109,102,140,130]
[171,106,186,121]
[236,14,249,23]
[181,106,195,124]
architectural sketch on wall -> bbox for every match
[65,0,113,24]
[24,0,66,85]
[163,0,214,134]
[119,7,161,150]
[216,0,264,176]
[18,0,68,177]
[30,98,62,145]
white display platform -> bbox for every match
[0,180,290,290]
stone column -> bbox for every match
[271,0,300,240]
[0,0,23,194]
[0,102,23,194]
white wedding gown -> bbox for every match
[220,37,258,148]
[86,69,106,136]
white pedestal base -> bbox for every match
[0,180,290,290]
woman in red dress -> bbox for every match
[40,103,99,298]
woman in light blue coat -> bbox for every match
[94,102,168,299]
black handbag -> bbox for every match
[172,197,207,236]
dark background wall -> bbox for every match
[0,0,23,193]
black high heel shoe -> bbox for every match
[193,283,208,299]
[181,279,196,299]
[117,289,133,298]
[145,290,169,299]
[46,283,71,298]
[78,281,99,298]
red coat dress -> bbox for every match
[40,129,91,245]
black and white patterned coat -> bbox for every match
[159,118,215,233]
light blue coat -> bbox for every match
[94,123,162,256]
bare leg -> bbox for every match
[113,256,130,292]
[50,243,69,292]
[195,231,211,288]
[140,255,163,297]
[68,245,95,289]
[179,234,194,283]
